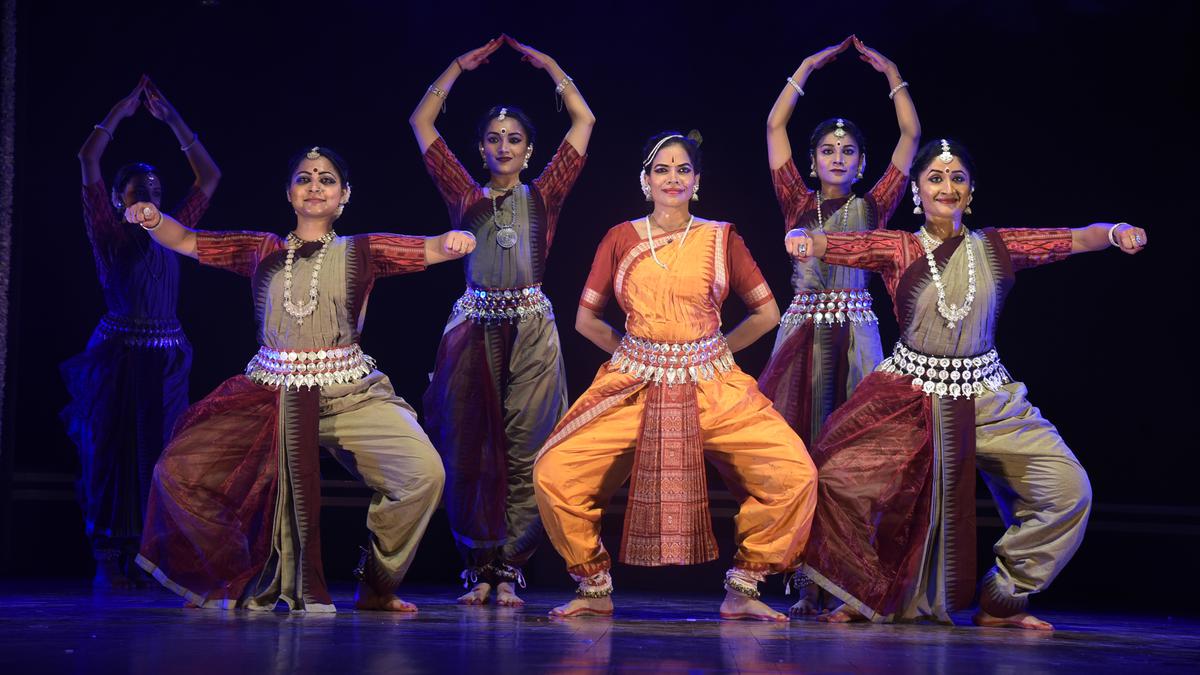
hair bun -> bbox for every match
[686,129,703,146]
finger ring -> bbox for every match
[142,206,153,217]
[799,245,807,254]
[1134,234,1143,245]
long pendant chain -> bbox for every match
[489,184,520,249]
[283,230,336,325]
[814,192,856,231]
[645,214,695,270]
[918,226,976,329]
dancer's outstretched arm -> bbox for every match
[79,77,145,185]
[409,37,504,154]
[852,36,921,174]
[504,35,596,155]
[765,37,852,171]
[143,77,221,197]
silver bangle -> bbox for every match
[555,75,574,95]
[888,81,909,100]
[140,213,163,232]
[93,123,113,140]
[180,133,199,152]
[786,77,805,96]
[1107,222,1127,247]
[427,84,447,99]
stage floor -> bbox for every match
[0,583,1196,673]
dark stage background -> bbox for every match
[1,0,1195,610]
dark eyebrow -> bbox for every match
[652,162,693,170]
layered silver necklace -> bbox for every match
[283,230,336,325]
[918,226,976,329]
[488,184,520,249]
[814,192,856,231]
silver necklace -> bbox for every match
[918,226,976,329]
[645,214,695,270]
[814,191,856,231]
[488,184,520,249]
[283,230,336,325]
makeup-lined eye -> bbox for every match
[843,147,857,156]
[294,174,310,184]
[678,166,692,174]
[928,174,943,184]
[485,134,501,144]
[951,174,967,183]
[508,135,524,145]
[820,147,835,155]
[320,175,337,185]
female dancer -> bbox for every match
[759,35,917,448]
[129,146,475,612]
[533,132,817,621]
[786,139,1147,630]
[62,76,220,587]
[411,35,593,606]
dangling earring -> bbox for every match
[691,181,700,202]
[911,181,923,214]
[964,186,974,215]
[856,155,865,181]
[809,154,817,177]
[336,203,346,218]
[639,173,651,201]
[523,148,532,171]
[480,146,488,170]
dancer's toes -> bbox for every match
[356,584,418,612]
[817,603,865,623]
[972,610,1054,631]
[495,582,525,607]
[720,591,788,622]
[457,582,491,605]
[549,596,613,618]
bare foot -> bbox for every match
[818,603,866,623]
[457,582,492,605]
[549,595,613,618]
[720,590,787,622]
[355,583,418,612]
[972,610,1054,631]
[788,585,824,617]
[495,581,525,607]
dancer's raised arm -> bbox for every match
[409,37,504,153]
[766,37,851,171]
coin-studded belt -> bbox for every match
[780,289,878,328]
[245,344,375,390]
[97,313,187,348]
[609,333,734,386]
[453,284,553,323]
[878,341,1012,399]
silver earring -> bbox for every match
[691,183,700,202]
[965,186,974,215]
[809,164,817,178]
[856,157,865,181]
[639,173,651,201]
[523,151,531,171]
[336,204,346,218]
[911,182,923,214]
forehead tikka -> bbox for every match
[833,118,847,138]
[497,107,508,121]
[938,139,953,165]
[306,146,321,160]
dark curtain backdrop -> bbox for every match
[2,0,1195,604]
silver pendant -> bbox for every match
[496,226,518,249]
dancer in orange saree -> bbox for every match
[534,132,817,621]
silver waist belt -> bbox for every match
[245,344,375,390]
[453,284,552,323]
[878,341,1011,399]
[609,333,734,386]
[781,289,878,328]
[97,313,186,348]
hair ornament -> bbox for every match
[306,147,322,160]
[642,134,685,167]
[833,119,847,138]
[497,107,508,121]
[686,129,704,146]
[938,139,953,165]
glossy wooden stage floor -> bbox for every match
[0,583,1196,674]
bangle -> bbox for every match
[140,212,164,232]
[427,84,447,99]
[555,75,574,95]
[93,123,113,140]
[786,77,805,96]
[888,81,909,100]
[786,227,809,238]
[1107,222,1127,247]
[180,133,199,152]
